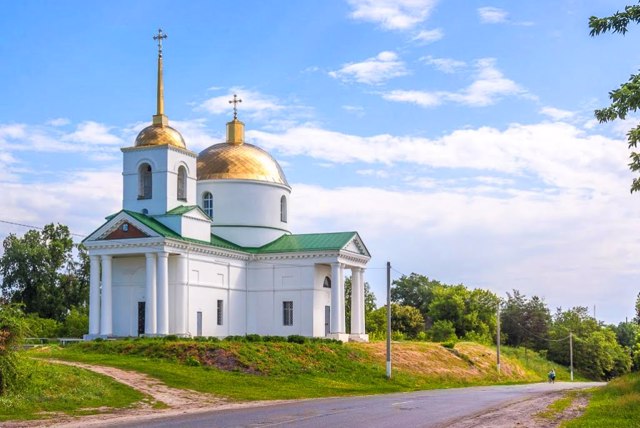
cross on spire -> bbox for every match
[229,94,242,120]
[153,28,168,57]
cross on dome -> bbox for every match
[229,94,242,120]
[153,28,167,56]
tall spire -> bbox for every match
[152,28,168,127]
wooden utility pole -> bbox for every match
[569,332,574,381]
[496,302,501,374]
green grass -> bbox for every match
[562,372,640,428]
[537,390,589,420]
[500,345,588,382]
[0,357,146,421]
[27,338,574,402]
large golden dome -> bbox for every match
[135,124,186,149]
[197,142,289,186]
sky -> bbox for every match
[1,0,640,325]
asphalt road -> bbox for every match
[111,381,603,428]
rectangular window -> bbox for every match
[283,301,293,326]
[217,300,223,326]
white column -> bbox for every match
[359,268,366,334]
[88,255,101,335]
[157,252,169,335]
[145,253,157,335]
[99,255,112,336]
[351,267,363,335]
[175,254,188,335]
[337,263,345,333]
[330,263,340,334]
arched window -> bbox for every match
[280,195,287,223]
[203,191,213,218]
[323,276,331,288]
[138,163,152,199]
[177,166,187,201]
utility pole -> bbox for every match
[386,261,392,380]
[496,302,501,374]
[569,332,574,381]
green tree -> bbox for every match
[366,304,425,339]
[344,276,377,333]
[612,321,640,348]
[0,304,27,395]
[635,292,640,324]
[0,224,88,321]
[500,290,551,351]
[428,319,457,342]
[589,4,640,192]
[391,273,442,322]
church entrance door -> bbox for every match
[324,306,330,336]
[137,302,145,336]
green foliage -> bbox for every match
[635,292,640,324]
[0,224,88,321]
[590,4,640,192]
[60,307,88,338]
[500,290,551,351]
[391,273,441,320]
[429,320,457,342]
[0,304,27,395]
[287,335,307,344]
[610,321,639,349]
[367,304,425,339]
[24,314,62,338]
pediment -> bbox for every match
[104,222,149,240]
[343,233,370,257]
[84,211,162,243]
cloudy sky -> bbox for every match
[1,0,640,324]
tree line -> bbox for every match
[363,273,639,380]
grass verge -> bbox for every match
[0,357,146,421]
[27,338,563,401]
[562,372,640,427]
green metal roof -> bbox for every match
[252,232,357,254]
[90,211,364,256]
[165,205,202,216]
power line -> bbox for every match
[0,219,86,238]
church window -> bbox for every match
[217,300,223,326]
[283,301,293,326]
[138,163,152,199]
[323,276,331,288]
[280,195,287,223]
[177,166,187,201]
[203,192,213,218]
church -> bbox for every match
[83,31,370,342]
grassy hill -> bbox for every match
[30,337,575,401]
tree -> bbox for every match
[344,276,377,333]
[500,290,551,351]
[0,304,27,395]
[391,273,441,322]
[635,292,640,324]
[589,4,640,192]
[367,304,425,339]
[0,224,88,321]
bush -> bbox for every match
[24,314,61,338]
[287,335,307,344]
[163,335,179,342]
[429,320,457,342]
[246,334,262,342]
[0,304,27,395]
[60,308,88,338]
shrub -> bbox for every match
[246,334,262,342]
[60,308,88,338]
[24,314,61,338]
[163,335,179,342]
[185,355,201,367]
[287,335,307,344]
[429,320,457,342]
[0,304,27,395]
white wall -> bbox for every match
[111,256,145,337]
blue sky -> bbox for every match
[2,0,640,325]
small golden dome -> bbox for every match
[197,142,289,186]
[135,124,186,149]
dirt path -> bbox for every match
[3,359,282,428]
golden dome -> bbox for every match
[135,124,186,149]
[197,142,289,186]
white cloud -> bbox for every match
[63,121,123,145]
[342,105,365,117]
[382,58,528,107]
[46,118,70,127]
[411,28,444,44]
[347,0,439,31]
[329,51,408,85]
[198,87,284,120]
[478,6,508,24]
[540,106,575,121]
[421,55,467,73]
[356,169,390,178]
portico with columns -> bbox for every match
[83,29,371,341]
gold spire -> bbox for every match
[226,94,244,145]
[152,28,168,127]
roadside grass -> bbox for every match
[500,345,587,382]
[536,390,589,420]
[0,357,146,421]
[27,338,569,401]
[562,372,640,428]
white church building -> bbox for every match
[83,31,370,342]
